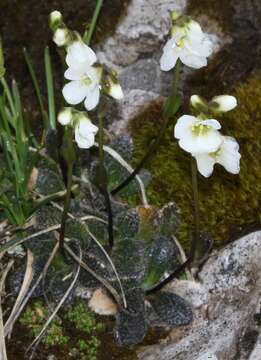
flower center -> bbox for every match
[80,74,92,86]
[191,123,210,136]
[209,147,222,159]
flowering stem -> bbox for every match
[111,59,182,196]
[190,156,200,260]
[98,111,114,250]
[84,0,104,46]
[59,128,75,254]
[59,162,73,253]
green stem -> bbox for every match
[98,111,114,250]
[98,112,104,163]
[59,162,73,253]
[44,47,56,130]
[111,59,182,196]
[84,0,104,46]
[190,156,200,260]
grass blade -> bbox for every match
[23,48,49,129]
[44,47,56,130]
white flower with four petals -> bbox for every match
[160,19,213,71]
[193,136,241,177]
[174,115,222,154]
[74,115,98,149]
[62,41,102,111]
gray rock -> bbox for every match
[199,231,261,292]
[249,333,261,360]
[109,90,162,135]
[97,0,187,68]
[165,280,209,308]
[138,231,261,360]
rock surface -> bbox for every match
[97,0,224,135]
[138,231,261,360]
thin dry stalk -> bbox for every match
[0,259,14,360]
[27,246,82,359]
[4,250,34,337]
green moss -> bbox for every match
[20,299,105,359]
[20,301,69,347]
[64,300,105,334]
[129,74,261,249]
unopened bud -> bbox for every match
[171,11,181,21]
[53,28,70,47]
[49,10,63,30]
[209,95,237,113]
[103,73,124,100]
[190,95,208,113]
[58,107,73,126]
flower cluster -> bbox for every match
[160,12,213,71]
[174,95,241,177]
[49,11,124,149]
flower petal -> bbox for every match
[75,131,95,149]
[217,136,241,174]
[160,39,180,71]
[174,115,197,139]
[78,117,98,136]
[179,129,222,154]
[62,81,88,105]
[180,50,207,69]
[66,41,97,68]
[193,153,215,177]
[198,119,221,130]
[75,117,98,149]
[84,85,100,111]
[187,20,203,36]
[64,67,83,81]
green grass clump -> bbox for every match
[129,74,261,249]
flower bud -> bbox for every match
[190,95,208,113]
[49,10,63,30]
[210,95,237,113]
[58,107,73,126]
[103,73,124,100]
[171,11,181,21]
[53,28,70,47]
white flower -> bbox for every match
[174,115,222,154]
[58,107,73,126]
[75,115,98,149]
[62,41,102,111]
[193,136,241,177]
[210,95,237,113]
[53,28,70,47]
[160,19,213,71]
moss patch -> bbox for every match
[129,74,261,250]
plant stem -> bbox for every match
[84,0,104,46]
[111,59,182,196]
[98,111,114,250]
[190,156,200,260]
[59,162,73,253]
[44,47,56,130]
